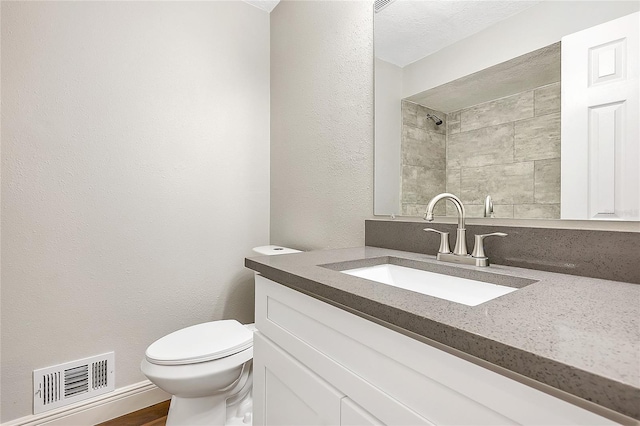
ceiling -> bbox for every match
[406,42,560,112]
[243,0,280,13]
[375,0,541,67]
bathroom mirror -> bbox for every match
[374,0,640,221]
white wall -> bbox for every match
[374,58,402,216]
[403,1,640,97]
[0,2,270,422]
[270,0,374,250]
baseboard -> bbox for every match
[2,380,170,426]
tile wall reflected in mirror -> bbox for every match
[374,1,640,221]
[401,78,561,219]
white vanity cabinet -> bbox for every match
[253,333,344,425]
[253,275,616,426]
[254,333,386,426]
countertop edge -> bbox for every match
[245,254,640,421]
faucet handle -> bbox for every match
[471,232,507,258]
[423,228,452,254]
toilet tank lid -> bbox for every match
[252,245,301,255]
[145,320,253,366]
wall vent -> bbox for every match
[374,0,396,13]
[33,352,115,414]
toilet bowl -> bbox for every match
[141,246,300,425]
[141,320,255,426]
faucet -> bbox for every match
[423,193,507,267]
[484,195,495,218]
[424,193,468,256]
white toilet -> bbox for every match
[141,246,300,426]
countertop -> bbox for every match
[245,246,640,421]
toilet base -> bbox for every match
[165,393,252,426]
[164,361,253,426]
[166,394,227,426]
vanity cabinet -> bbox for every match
[254,332,387,426]
[253,275,615,425]
[253,333,344,425]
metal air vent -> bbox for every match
[33,352,115,414]
[374,0,396,13]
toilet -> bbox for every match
[141,246,300,426]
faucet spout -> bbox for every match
[424,193,466,229]
[424,193,468,256]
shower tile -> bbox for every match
[446,168,461,195]
[402,124,426,142]
[402,127,445,168]
[460,91,534,132]
[535,82,561,116]
[464,204,485,217]
[401,203,420,216]
[460,162,534,205]
[415,105,429,129]
[401,165,446,205]
[447,123,514,168]
[463,203,514,219]
[445,169,461,216]
[402,203,444,217]
[534,159,561,204]
[402,100,420,128]
[514,112,560,162]
[421,106,446,134]
[447,120,461,134]
[492,204,515,218]
[447,108,461,135]
[514,204,561,219]
[424,132,446,155]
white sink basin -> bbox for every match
[341,263,517,306]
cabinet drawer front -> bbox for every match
[256,275,615,425]
[254,333,344,426]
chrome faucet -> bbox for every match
[423,193,507,267]
[424,193,468,255]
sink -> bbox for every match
[334,258,536,306]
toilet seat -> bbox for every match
[146,320,253,366]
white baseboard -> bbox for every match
[2,380,170,426]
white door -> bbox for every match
[561,12,639,220]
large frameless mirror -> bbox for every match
[374,1,640,221]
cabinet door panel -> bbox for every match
[253,332,343,426]
[264,370,324,426]
[341,398,386,426]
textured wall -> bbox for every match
[270,0,374,250]
[1,2,269,422]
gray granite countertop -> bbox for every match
[245,246,640,421]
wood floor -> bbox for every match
[95,400,170,426]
